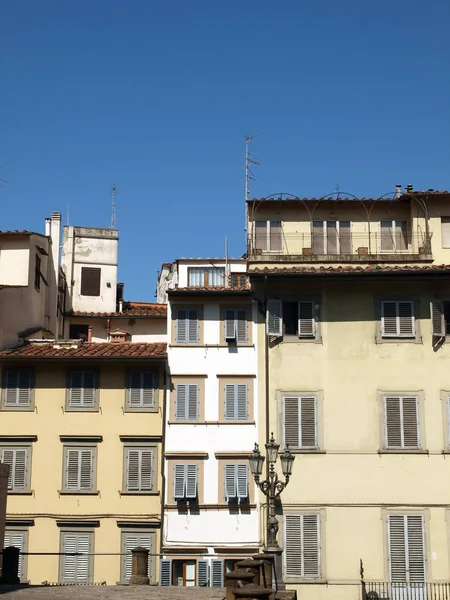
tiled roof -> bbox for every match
[0,230,47,238]
[248,190,450,204]
[71,302,167,318]
[169,286,251,293]
[0,342,167,359]
[249,264,450,275]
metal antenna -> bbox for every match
[110,184,117,229]
[244,135,260,238]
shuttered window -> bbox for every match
[1,447,30,491]
[211,559,224,587]
[381,301,415,338]
[80,267,101,296]
[442,218,450,248]
[124,447,155,492]
[224,464,248,501]
[255,221,282,252]
[173,464,198,501]
[430,300,445,338]
[388,515,425,583]
[197,559,209,586]
[224,384,248,421]
[68,371,98,410]
[176,308,199,344]
[2,369,34,409]
[298,302,315,338]
[175,384,199,421]
[160,559,172,586]
[224,309,247,343]
[63,447,95,492]
[121,531,154,583]
[60,531,93,583]
[284,514,321,579]
[267,300,282,336]
[384,396,420,449]
[4,529,27,581]
[126,371,156,410]
[283,396,318,449]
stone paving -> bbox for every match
[0,585,226,599]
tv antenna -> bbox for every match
[109,184,117,229]
[244,135,260,235]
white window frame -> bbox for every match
[282,395,318,450]
[283,512,322,581]
[4,527,29,582]
[312,220,351,254]
[59,529,94,584]
[123,446,156,493]
[381,300,416,338]
[62,446,97,493]
[1,446,31,492]
[380,220,409,253]
[383,395,421,450]
[173,463,198,501]
[121,529,156,583]
[66,371,99,411]
[386,512,426,584]
[224,463,249,502]
[1,369,34,411]
[125,370,157,412]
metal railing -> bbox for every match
[363,581,450,600]
[248,232,432,259]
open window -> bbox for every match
[266,299,319,340]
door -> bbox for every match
[388,515,425,600]
[184,561,196,586]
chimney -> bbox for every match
[45,218,51,237]
[50,212,62,272]
[406,184,413,193]
[395,184,402,199]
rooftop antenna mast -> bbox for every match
[109,184,117,229]
[244,135,260,244]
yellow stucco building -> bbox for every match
[248,189,450,600]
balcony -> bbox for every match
[247,231,433,263]
[363,581,450,600]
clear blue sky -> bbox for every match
[2,1,450,300]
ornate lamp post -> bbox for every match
[249,433,295,587]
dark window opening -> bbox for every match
[34,254,41,291]
[81,267,101,296]
[283,301,298,335]
[444,302,450,335]
[69,324,89,341]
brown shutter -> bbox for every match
[80,268,101,296]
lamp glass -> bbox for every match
[280,447,295,477]
[249,445,265,477]
[265,438,280,463]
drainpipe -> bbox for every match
[264,275,270,480]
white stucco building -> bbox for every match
[158,259,260,587]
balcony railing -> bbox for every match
[363,581,450,600]
[248,232,432,261]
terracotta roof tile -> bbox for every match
[0,342,167,359]
[249,264,450,275]
[0,230,48,238]
[169,286,251,293]
[71,302,167,318]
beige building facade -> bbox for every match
[247,189,450,600]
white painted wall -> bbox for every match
[68,317,167,343]
[0,241,30,286]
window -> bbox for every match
[284,514,321,580]
[80,267,101,297]
[4,528,28,581]
[254,220,282,252]
[126,371,156,412]
[224,309,247,344]
[175,384,199,421]
[173,464,198,501]
[387,514,425,584]
[381,301,415,338]
[62,447,96,492]
[442,218,450,248]
[60,531,93,583]
[224,384,248,421]
[188,267,225,287]
[383,396,420,450]
[266,299,320,340]
[231,274,248,288]
[160,559,209,587]
[430,300,450,338]
[34,254,41,290]
[283,396,318,450]
[123,446,155,493]
[69,324,89,341]
[211,559,225,587]
[380,220,408,252]
[175,308,199,344]
[1,447,30,492]
[1,369,34,410]
[121,530,156,583]
[312,221,351,254]
[224,464,248,502]
[67,371,99,411]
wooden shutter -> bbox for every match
[4,530,25,580]
[62,532,91,583]
[382,301,415,338]
[176,309,188,343]
[185,464,198,499]
[255,221,267,251]
[160,559,172,586]
[225,309,236,340]
[65,448,93,491]
[382,301,399,337]
[236,384,248,420]
[266,300,282,336]
[398,302,415,337]
[402,397,420,448]
[211,559,224,587]
[173,464,186,500]
[236,464,248,500]
[388,515,425,583]
[430,301,445,338]
[225,384,236,420]
[126,450,140,491]
[270,221,282,251]
[187,309,199,344]
[126,449,153,491]
[123,533,152,582]
[187,384,199,420]
[128,372,155,409]
[285,514,320,579]
[236,309,247,344]
[2,448,28,491]
[139,450,153,491]
[312,221,324,254]
[385,397,419,449]
[339,221,352,253]
[300,397,318,448]
[298,302,315,338]
[4,370,32,407]
[69,372,97,408]
[80,267,101,296]
[197,559,209,586]
[176,384,198,420]
[224,464,236,500]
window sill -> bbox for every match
[59,491,99,495]
[168,421,256,426]
[65,408,100,413]
[124,408,159,414]
[1,407,34,412]
[378,449,428,454]
[290,449,326,454]
[165,503,257,510]
[377,337,422,345]
[7,490,33,495]
[279,336,322,345]
[284,579,328,585]
[170,344,255,349]
[119,491,160,496]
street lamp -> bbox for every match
[248,433,295,553]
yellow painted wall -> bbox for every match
[0,360,164,585]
